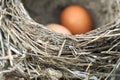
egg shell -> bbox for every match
[60,5,92,35]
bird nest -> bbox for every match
[0,0,120,80]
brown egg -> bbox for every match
[60,5,92,35]
[46,24,72,35]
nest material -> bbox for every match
[0,0,120,80]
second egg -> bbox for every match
[60,5,92,35]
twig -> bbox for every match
[58,40,66,57]
[105,58,120,80]
[7,34,13,66]
[107,41,120,53]
[0,55,18,60]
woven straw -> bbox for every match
[0,0,120,80]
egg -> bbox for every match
[46,24,72,35]
[60,5,92,35]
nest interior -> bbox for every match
[22,0,120,29]
[0,0,120,80]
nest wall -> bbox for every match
[0,0,120,80]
